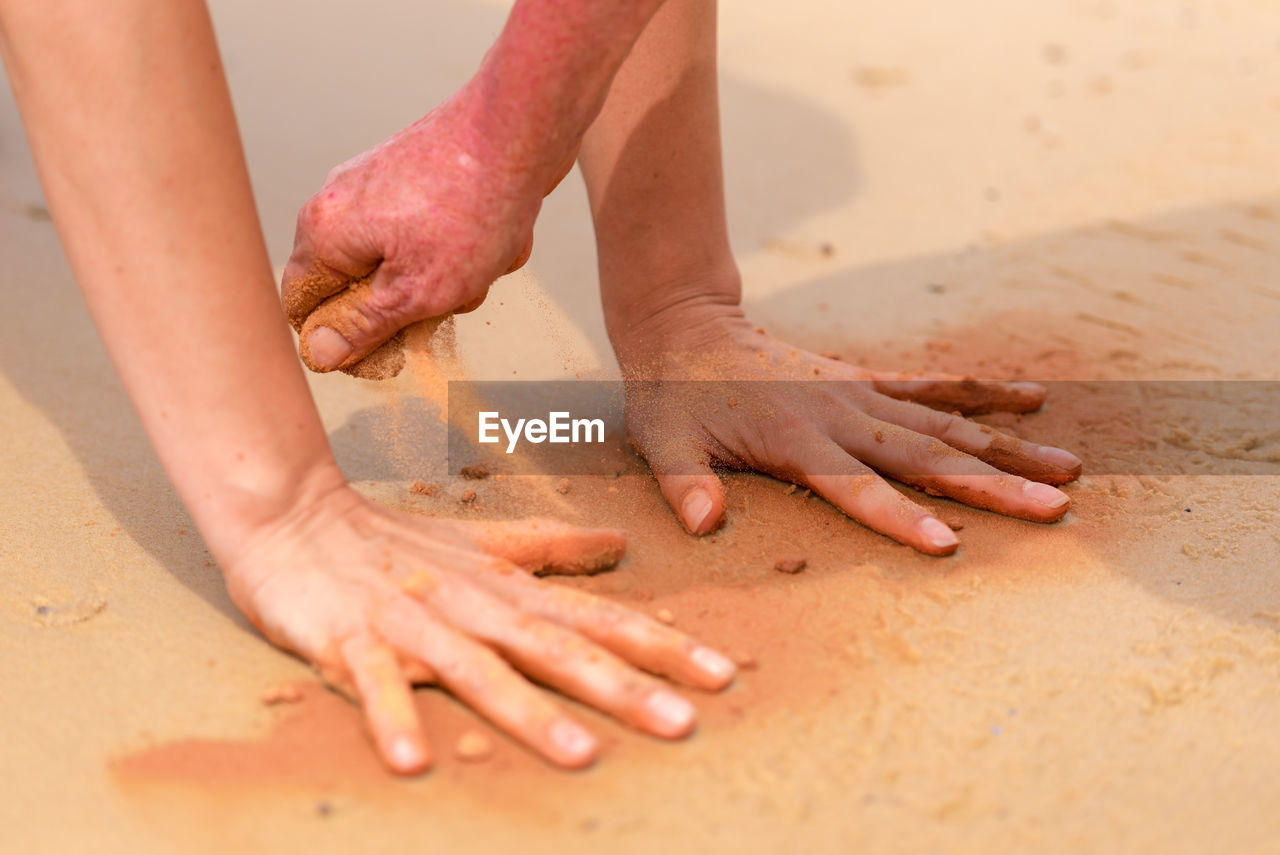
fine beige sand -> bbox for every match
[4,1,1280,852]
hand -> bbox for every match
[222,484,736,774]
[280,92,577,378]
[614,305,1082,555]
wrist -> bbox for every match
[457,0,665,194]
[447,80,571,200]
[191,457,349,573]
[606,265,748,375]
[216,469,366,627]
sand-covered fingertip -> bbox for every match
[475,519,627,575]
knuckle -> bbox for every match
[368,274,425,319]
[773,410,813,437]
[774,426,826,469]
[300,191,344,235]
[932,412,968,444]
[411,283,468,319]
[587,603,626,632]
[900,434,952,475]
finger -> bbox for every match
[402,660,436,684]
[340,635,430,775]
[504,233,533,274]
[376,599,599,769]
[281,264,346,332]
[295,269,423,374]
[859,393,1082,485]
[455,293,488,314]
[449,518,627,575]
[413,577,700,739]
[830,417,1072,522]
[459,563,736,691]
[637,444,726,535]
[866,371,1046,415]
[285,263,412,381]
[787,437,960,555]
[280,193,382,328]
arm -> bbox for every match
[281,0,672,376]
[0,0,338,557]
[578,0,1082,551]
[0,0,734,773]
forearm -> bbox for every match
[578,0,741,360]
[464,0,671,191]
[0,0,342,564]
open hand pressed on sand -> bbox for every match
[223,485,737,775]
[613,304,1082,555]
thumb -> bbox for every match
[644,449,727,535]
[453,518,627,576]
[296,269,429,375]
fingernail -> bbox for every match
[307,326,353,369]
[1037,445,1082,471]
[390,736,425,771]
[690,646,737,683]
[918,517,959,550]
[549,719,597,759]
[1024,480,1070,508]
[681,489,714,533]
[647,690,697,733]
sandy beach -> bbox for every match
[3,0,1280,852]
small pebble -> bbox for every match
[454,730,494,762]
[732,650,758,670]
[945,518,965,531]
[460,489,477,504]
[460,465,490,480]
[774,555,807,574]
[556,478,571,494]
[316,801,334,818]
[409,481,438,497]
[656,608,676,625]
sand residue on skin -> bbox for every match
[110,304,1280,852]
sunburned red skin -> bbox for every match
[282,0,670,376]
